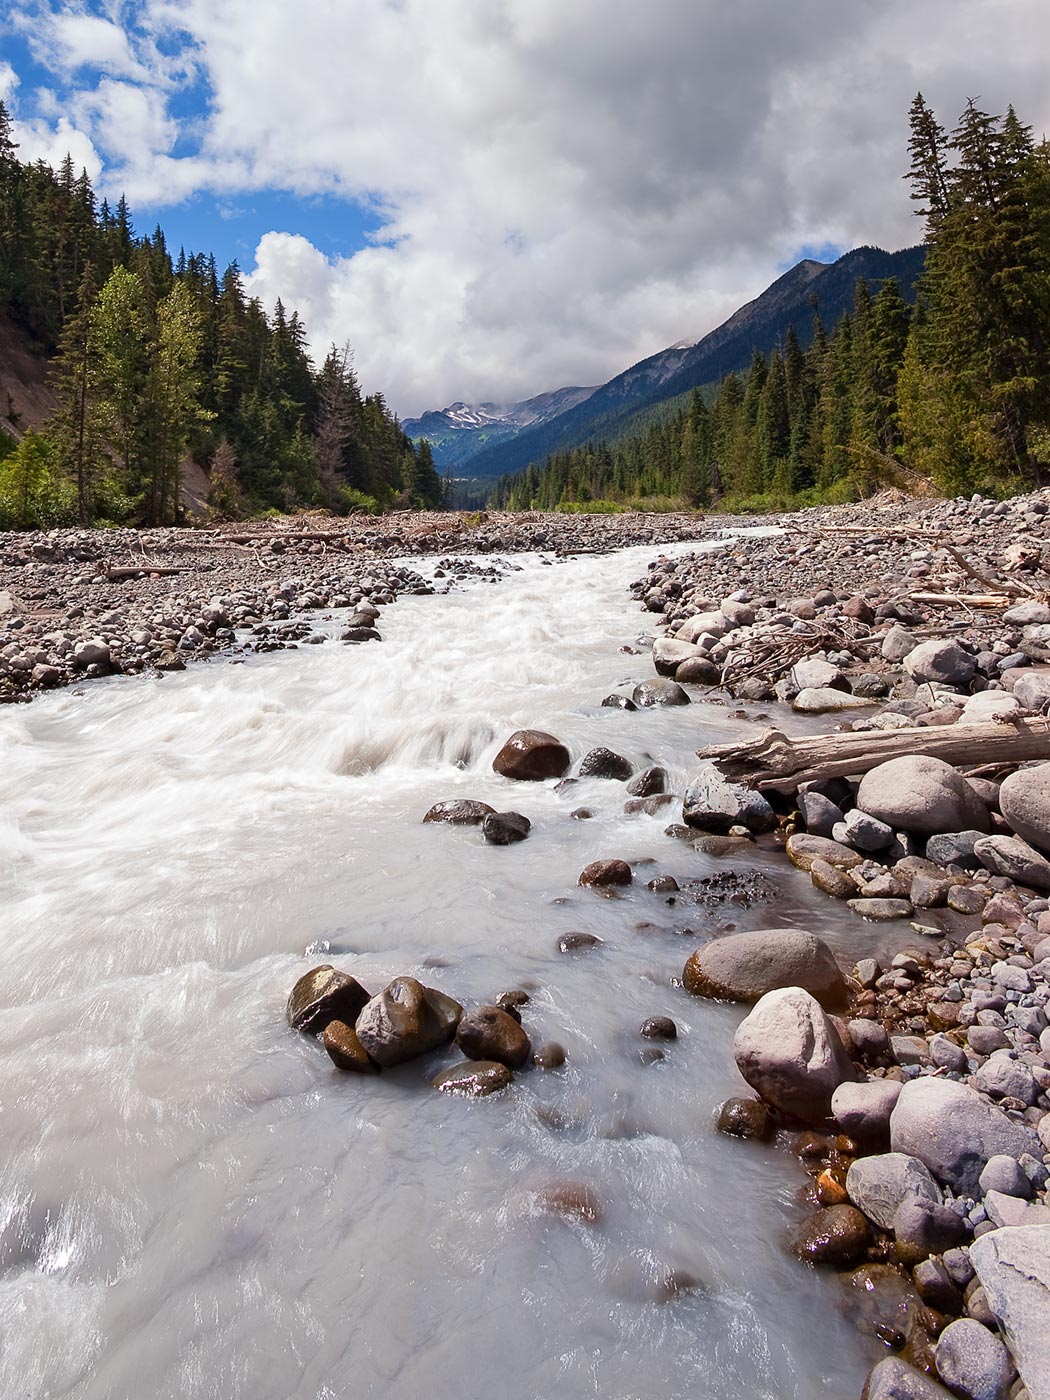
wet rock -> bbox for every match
[715,1096,773,1140]
[645,874,679,892]
[810,857,857,897]
[732,986,857,1122]
[625,793,676,815]
[857,756,990,838]
[321,1020,380,1073]
[640,1016,677,1040]
[558,932,603,953]
[832,1080,902,1146]
[492,729,571,780]
[355,976,463,1067]
[846,1153,942,1230]
[889,1076,1041,1194]
[433,1060,513,1097]
[785,833,864,871]
[632,678,690,707]
[601,693,637,711]
[682,766,775,834]
[653,637,700,675]
[577,746,633,780]
[532,1042,567,1068]
[935,1318,1015,1400]
[973,834,1050,891]
[789,1204,871,1267]
[862,1357,955,1399]
[675,655,721,684]
[341,625,381,643]
[683,928,847,1008]
[423,799,496,825]
[287,965,372,1034]
[625,765,667,798]
[849,898,913,921]
[482,811,532,845]
[894,1196,967,1266]
[456,1005,531,1068]
[578,859,632,887]
[532,1181,603,1225]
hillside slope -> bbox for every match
[0,310,59,442]
[465,244,925,479]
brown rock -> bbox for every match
[786,833,865,872]
[492,729,571,781]
[322,1020,379,1073]
[558,932,603,953]
[790,1204,871,1267]
[532,1181,603,1225]
[432,1060,512,1096]
[422,799,496,825]
[578,859,633,887]
[811,857,856,898]
[355,976,462,1066]
[456,1005,532,1068]
[683,928,847,1009]
[715,1097,773,1140]
[640,1017,677,1040]
[287,965,372,1034]
[533,1042,567,1069]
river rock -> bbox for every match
[926,830,984,867]
[322,1020,379,1073]
[287,966,372,1034]
[492,729,571,780]
[482,811,532,845]
[456,1005,531,1068]
[676,609,729,642]
[845,1153,941,1230]
[1012,669,1050,711]
[640,1017,677,1040]
[683,929,847,1008]
[971,1225,1050,1400]
[732,987,856,1123]
[889,1076,1041,1194]
[355,977,463,1066]
[791,657,846,691]
[423,799,496,825]
[432,1060,513,1097]
[848,897,913,921]
[973,834,1050,891]
[893,1197,967,1266]
[653,638,700,675]
[675,655,721,684]
[533,1042,567,1068]
[810,857,856,897]
[632,678,690,707]
[862,1357,955,1399]
[715,1096,773,1140]
[798,790,844,838]
[682,766,775,834]
[789,1204,871,1267]
[577,747,634,782]
[532,1181,603,1225]
[934,1318,1015,1400]
[793,687,874,714]
[578,859,632,887]
[832,1080,902,1146]
[856,757,990,838]
[960,690,1023,724]
[625,765,667,798]
[905,639,976,688]
[601,693,637,711]
[979,1154,1033,1199]
[558,932,603,953]
[786,833,865,871]
[999,763,1050,854]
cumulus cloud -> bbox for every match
[6,0,1050,413]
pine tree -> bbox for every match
[49,262,108,522]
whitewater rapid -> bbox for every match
[0,540,879,1399]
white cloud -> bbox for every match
[7,0,1050,413]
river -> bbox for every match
[0,537,884,1399]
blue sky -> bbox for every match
[2,0,1048,415]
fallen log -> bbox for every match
[696,717,1050,794]
[909,592,1011,607]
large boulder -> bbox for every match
[934,1319,1015,1400]
[682,766,775,834]
[856,756,990,838]
[632,678,690,707]
[675,610,729,643]
[970,1225,1050,1400]
[577,747,633,780]
[973,834,1050,891]
[862,1358,955,1399]
[999,763,1050,854]
[1012,669,1050,712]
[832,1081,903,1147]
[845,1152,941,1230]
[287,966,372,1034]
[732,987,857,1123]
[889,1076,1041,1194]
[492,730,571,780]
[683,929,847,1008]
[904,639,976,688]
[653,638,700,675]
[355,977,463,1067]
[456,1005,531,1068]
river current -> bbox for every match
[0,537,884,1399]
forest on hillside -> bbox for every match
[491,96,1050,513]
[0,101,445,529]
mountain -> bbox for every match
[402,384,598,470]
[460,244,925,479]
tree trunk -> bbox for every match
[696,718,1050,794]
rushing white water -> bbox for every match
[0,540,885,1400]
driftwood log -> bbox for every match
[106,565,196,580]
[696,718,1050,794]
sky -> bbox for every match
[2,1,1049,418]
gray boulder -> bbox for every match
[889,1076,1041,1194]
[732,986,856,1123]
[856,756,990,838]
[973,834,1050,891]
[971,1225,1050,1400]
[791,656,846,691]
[355,977,463,1066]
[845,1151,941,1230]
[1012,669,1050,711]
[832,1080,902,1146]
[652,637,700,675]
[839,807,896,852]
[978,1154,1033,1200]
[682,766,775,834]
[882,626,918,662]
[999,763,1050,854]
[683,929,847,1008]
[798,790,844,838]
[934,1318,1015,1400]
[792,687,874,713]
[905,639,976,688]
[1004,600,1050,625]
[862,1358,954,1399]
[632,678,690,707]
